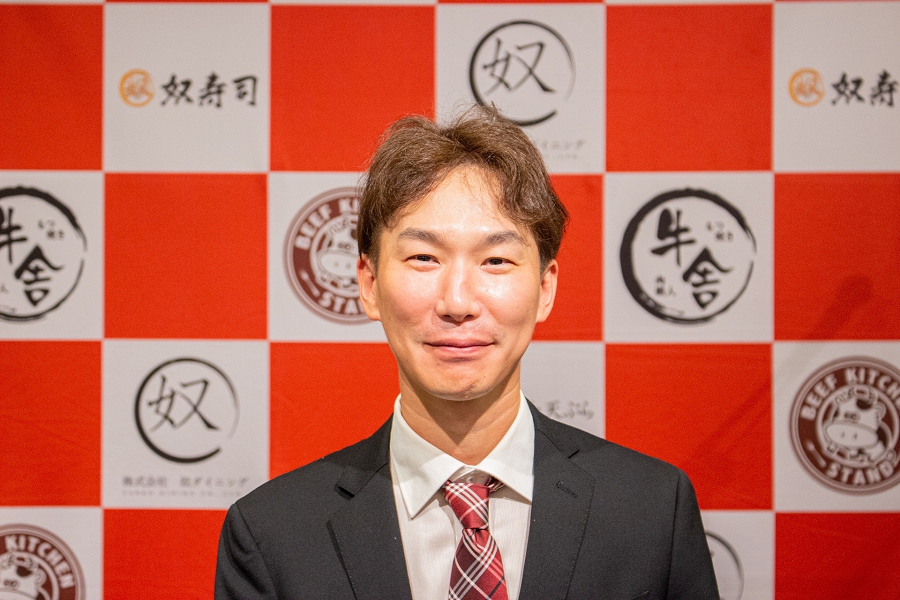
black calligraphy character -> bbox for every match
[831,73,864,105]
[482,39,556,96]
[870,70,897,107]
[682,247,732,310]
[198,72,226,108]
[161,74,193,106]
[232,75,258,106]
[651,208,696,267]
[0,206,28,264]
[13,246,62,307]
[147,375,220,432]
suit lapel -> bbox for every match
[328,420,413,600]
[519,404,595,599]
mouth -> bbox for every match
[425,339,493,358]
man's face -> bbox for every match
[358,166,557,405]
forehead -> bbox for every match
[390,166,517,233]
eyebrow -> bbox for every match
[396,228,528,248]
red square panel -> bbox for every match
[534,175,603,341]
[105,174,267,339]
[270,343,398,478]
[775,174,900,340]
[0,6,102,170]
[0,342,101,506]
[606,344,772,510]
[607,5,771,172]
[776,513,900,599]
[104,509,225,599]
[271,6,435,172]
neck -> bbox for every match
[398,378,521,465]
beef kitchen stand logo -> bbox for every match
[620,189,756,324]
[135,358,239,464]
[469,20,575,127]
[0,524,85,600]
[0,187,87,322]
[284,187,368,324]
[790,357,900,494]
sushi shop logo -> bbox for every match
[0,524,85,600]
[620,189,756,324]
[119,69,154,107]
[135,358,239,464]
[705,531,744,600]
[789,68,825,107]
[284,188,368,324]
[0,187,87,322]
[790,357,900,494]
[469,20,575,127]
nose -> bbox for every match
[436,261,480,322]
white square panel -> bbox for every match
[701,510,774,600]
[604,172,773,342]
[0,172,103,339]
[269,172,387,342]
[774,342,900,511]
[104,4,269,172]
[102,340,269,509]
[0,507,102,600]
[774,2,900,172]
[521,341,605,439]
[437,4,605,174]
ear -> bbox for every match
[535,259,558,324]
[357,255,381,322]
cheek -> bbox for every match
[481,275,541,323]
[379,274,434,325]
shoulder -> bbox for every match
[233,418,392,528]
[531,404,687,491]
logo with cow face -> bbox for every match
[284,188,368,324]
[790,357,900,494]
[0,524,85,600]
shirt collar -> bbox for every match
[390,392,535,520]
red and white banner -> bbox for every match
[1,2,898,598]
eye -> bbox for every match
[485,257,507,266]
[410,254,434,263]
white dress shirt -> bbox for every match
[389,393,535,600]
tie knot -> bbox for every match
[443,477,502,530]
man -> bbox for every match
[215,107,718,599]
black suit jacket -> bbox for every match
[215,403,718,599]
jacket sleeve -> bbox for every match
[215,503,278,600]
[667,470,720,599]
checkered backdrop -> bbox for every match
[1,1,899,598]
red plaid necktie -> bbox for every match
[443,477,509,600]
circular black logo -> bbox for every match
[469,20,575,127]
[0,187,86,322]
[0,523,85,600]
[706,531,744,600]
[620,189,756,324]
[135,357,239,463]
[790,356,900,494]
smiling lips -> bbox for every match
[426,338,493,357]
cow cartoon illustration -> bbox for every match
[0,552,47,600]
[824,385,888,463]
[316,216,358,286]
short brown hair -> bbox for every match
[357,105,568,271]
